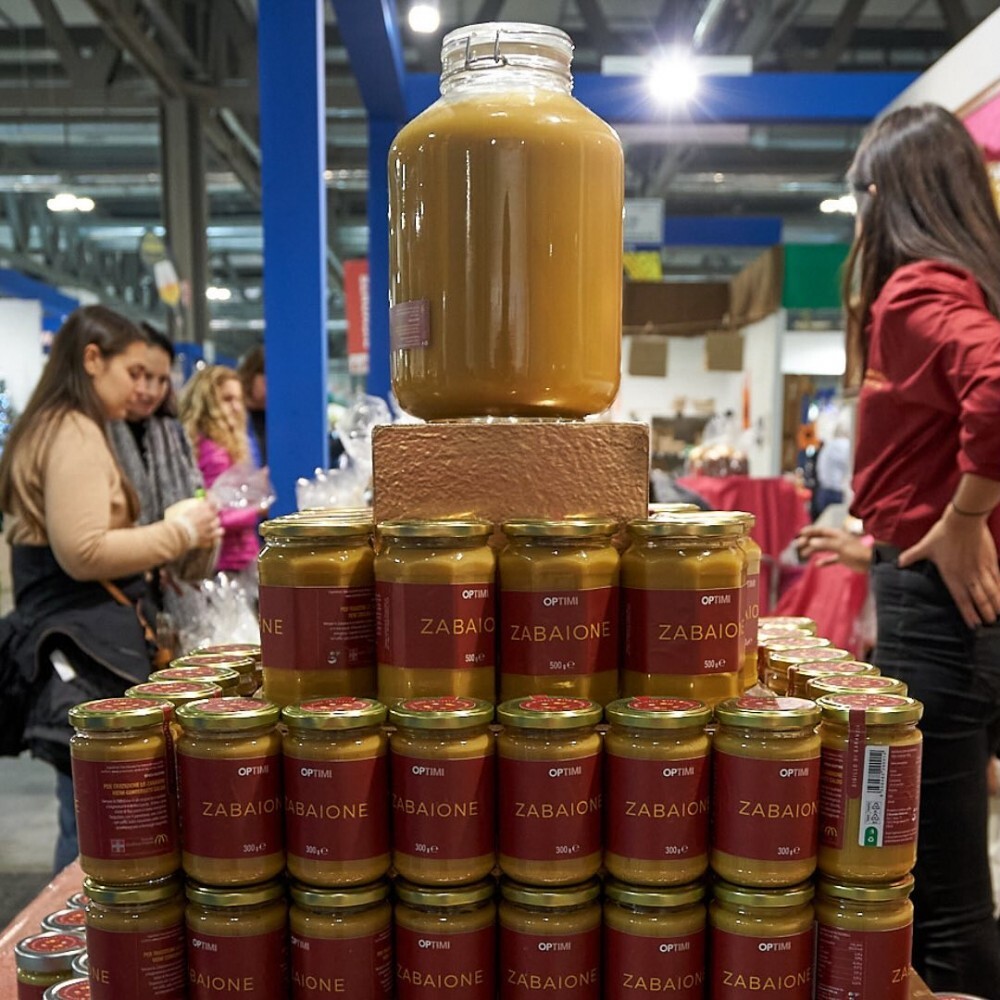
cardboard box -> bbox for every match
[705,332,744,372]
[628,335,668,377]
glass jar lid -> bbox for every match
[395,879,495,909]
[808,675,906,698]
[290,881,390,911]
[126,680,223,706]
[713,880,814,909]
[84,875,182,906]
[628,516,744,539]
[497,695,603,730]
[15,932,86,973]
[441,22,572,84]
[176,696,280,732]
[605,696,712,731]
[817,693,923,726]
[378,517,492,539]
[283,697,387,731]
[42,977,91,999]
[759,616,816,633]
[171,651,255,674]
[68,697,165,732]
[389,696,494,730]
[604,879,705,910]
[500,878,600,909]
[150,665,241,690]
[502,516,618,538]
[715,694,820,730]
[186,879,286,908]
[260,512,372,539]
[817,874,914,903]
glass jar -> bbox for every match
[259,513,375,705]
[15,933,84,1000]
[499,517,620,705]
[388,22,623,420]
[709,881,815,999]
[760,637,837,692]
[151,664,241,694]
[499,879,601,999]
[603,881,706,999]
[68,698,178,883]
[622,517,745,705]
[282,697,389,887]
[194,642,262,691]
[496,695,603,885]
[185,880,288,999]
[784,659,879,699]
[171,651,257,697]
[42,980,90,1000]
[40,910,86,936]
[817,694,923,882]
[83,876,186,1000]
[604,696,712,885]
[394,880,496,999]
[711,695,822,887]
[389,696,496,885]
[375,519,495,702]
[815,875,914,1000]
[808,674,907,700]
[729,514,761,692]
[175,697,283,885]
[289,882,392,1000]
[125,680,223,745]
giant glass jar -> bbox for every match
[388,22,623,419]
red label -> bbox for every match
[519,695,592,712]
[744,571,759,651]
[17,983,46,1000]
[187,928,287,999]
[87,923,186,999]
[500,587,618,677]
[624,587,742,675]
[284,753,388,864]
[376,581,495,670]
[259,584,374,672]
[712,751,819,862]
[603,925,705,999]
[291,925,392,999]
[605,754,709,862]
[710,927,814,998]
[500,925,600,999]
[391,753,495,860]
[395,924,495,999]
[499,754,601,862]
[816,923,912,999]
[300,697,373,712]
[177,753,282,860]
[401,696,478,712]
[390,299,431,350]
[71,755,175,862]
[626,697,703,712]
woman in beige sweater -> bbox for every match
[0,305,219,869]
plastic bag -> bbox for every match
[208,463,276,512]
[162,571,259,655]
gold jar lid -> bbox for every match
[817,875,914,903]
[760,616,816,633]
[171,651,255,674]
[126,680,223,706]
[713,880,814,909]
[605,696,712,731]
[176,696,280,732]
[186,879,286,909]
[378,517,492,539]
[604,879,705,910]
[395,879,495,909]
[500,878,601,909]
[715,694,821,730]
[764,635,832,654]
[290,881,390,911]
[283,697,387,731]
[150,665,241,690]
[194,643,262,663]
[68,697,165,731]
[817,693,923,726]
[15,932,86,973]
[502,516,618,538]
[790,661,878,684]
[497,695,603,730]
[260,512,372,539]
[808,675,907,699]
[773,649,851,670]
[699,510,756,532]
[627,516,744,539]
[648,503,700,515]
[84,875,182,906]
[389,696,494,730]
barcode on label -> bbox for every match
[858,745,889,847]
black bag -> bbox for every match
[0,612,32,757]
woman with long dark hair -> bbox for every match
[846,103,1000,995]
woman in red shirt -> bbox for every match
[848,103,1000,995]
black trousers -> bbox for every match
[872,548,1000,999]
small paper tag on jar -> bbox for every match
[390,300,430,349]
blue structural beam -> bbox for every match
[258,0,329,515]
[367,120,399,403]
[0,267,79,332]
[662,215,783,247]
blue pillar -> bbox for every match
[258,0,329,515]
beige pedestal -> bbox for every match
[373,421,649,525]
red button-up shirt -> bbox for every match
[851,259,1000,550]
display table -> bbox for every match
[0,860,938,998]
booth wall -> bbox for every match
[0,299,44,413]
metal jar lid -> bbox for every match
[65,892,89,910]
[15,932,86,973]
[126,680,223,707]
[807,675,907,699]
[171,651,255,675]
[817,874,914,903]
[502,516,618,538]
[764,635,832,654]
[43,978,91,999]
[500,877,601,909]
[68,697,165,732]
[186,879,286,909]
[759,616,816,634]
[150,665,241,690]
[70,953,89,977]
[715,694,821,731]
[627,516,744,539]
[605,696,712,731]
[389,696,494,730]
[604,879,705,910]
[395,879,495,909]
[789,661,879,685]
[193,643,262,666]
[497,695,603,730]
[713,880,814,909]
[290,880,390,911]
[817,693,923,726]
[260,512,372,539]
[378,518,492,540]
[283,697,387,731]
[84,875,182,906]
[40,908,87,934]
[176,696,280,732]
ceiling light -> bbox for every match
[206,286,232,301]
[819,194,857,215]
[648,50,699,106]
[408,2,440,34]
[713,172,725,183]
[47,192,95,213]
[75,196,95,212]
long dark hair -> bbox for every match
[140,321,178,419]
[843,103,1000,386]
[0,305,148,518]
